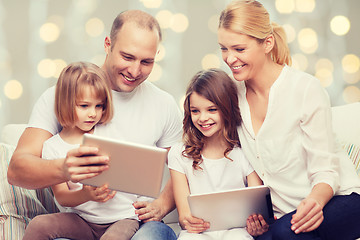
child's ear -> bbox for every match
[104,36,111,54]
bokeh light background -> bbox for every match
[1,0,359,137]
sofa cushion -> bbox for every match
[0,143,58,240]
[343,142,360,177]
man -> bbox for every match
[8,10,182,240]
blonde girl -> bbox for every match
[23,62,140,240]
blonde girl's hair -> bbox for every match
[219,0,292,66]
[182,68,242,170]
[55,62,113,128]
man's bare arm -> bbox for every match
[7,127,65,189]
[8,127,110,189]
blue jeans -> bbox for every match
[256,193,360,240]
[131,221,177,240]
[54,221,176,240]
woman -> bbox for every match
[217,0,360,239]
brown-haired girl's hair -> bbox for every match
[182,68,242,170]
[219,0,292,66]
[55,62,113,128]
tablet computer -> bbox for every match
[188,185,274,231]
[80,133,167,198]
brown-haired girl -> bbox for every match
[23,62,140,240]
[168,68,263,239]
[218,0,360,239]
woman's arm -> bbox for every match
[290,182,333,234]
[170,169,209,233]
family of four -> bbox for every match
[7,0,360,239]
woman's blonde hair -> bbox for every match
[55,62,113,128]
[219,0,291,66]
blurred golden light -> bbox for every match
[170,13,189,33]
[53,59,68,79]
[141,0,162,9]
[315,68,333,87]
[295,0,315,13]
[85,18,104,37]
[342,54,360,74]
[283,24,296,43]
[343,86,360,103]
[156,10,173,29]
[39,23,60,43]
[155,44,166,62]
[343,72,360,85]
[298,28,318,54]
[291,53,308,71]
[47,15,65,30]
[275,0,295,14]
[201,54,220,69]
[4,80,23,100]
[330,15,350,36]
[148,63,162,82]
[208,14,220,34]
[38,59,56,78]
[315,58,334,72]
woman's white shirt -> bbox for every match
[237,65,360,217]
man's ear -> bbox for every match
[104,36,111,54]
[264,34,275,54]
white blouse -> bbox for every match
[237,65,360,217]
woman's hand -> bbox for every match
[82,183,116,203]
[179,214,210,233]
[291,197,324,234]
[246,214,269,236]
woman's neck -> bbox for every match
[59,127,94,145]
[246,61,284,97]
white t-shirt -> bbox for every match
[28,81,183,210]
[168,142,254,194]
[237,65,360,217]
[42,134,138,224]
[29,81,182,148]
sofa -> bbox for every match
[1,103,360,239]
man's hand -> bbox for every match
[133,199,165,222]
[179,214,210,233]
[63,146,110,183]
[246,214,269,236]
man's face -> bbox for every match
[103,22,159,93]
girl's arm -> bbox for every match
[247,171,263,187]
[52,182,115,207]
[246,171,269,236]
[170,169,209,233]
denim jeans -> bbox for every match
[131,221,177,240]
[53,221,176,240]
[256,193,360,240]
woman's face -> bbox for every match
[218,28,267,82]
